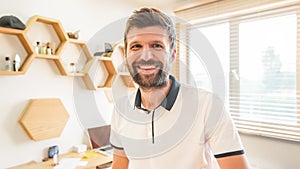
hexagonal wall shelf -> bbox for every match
[55,39,93,76]
[110,44,135,88]
[25,15,68,59]
[111,44,126,72]
[83,57,114,90]
[99,57,116,88]
[18,98,69,141]
[118,72,136,88]
[0,27,34,75]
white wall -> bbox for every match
[0,0,139,168]
[240,133,300,169]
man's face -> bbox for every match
[126,26,175,89]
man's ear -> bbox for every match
[170,49,176,62]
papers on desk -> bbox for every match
[53,158,88,169]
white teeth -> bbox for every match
[139,65,156,69]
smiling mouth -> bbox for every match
[136,64,159,74]
[138,65,158,69]
[132,59,163,75]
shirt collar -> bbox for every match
[134,75,180,111]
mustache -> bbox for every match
[132,59,163,67]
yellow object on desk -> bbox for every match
[82,151,99,159]
[9,151,113,169]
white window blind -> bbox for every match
[175,0,300,141]
[172,23,188,81]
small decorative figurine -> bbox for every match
[67,30,80,39]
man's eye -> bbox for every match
[152,44,163,49]
[130,44,142,50]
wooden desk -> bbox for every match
[9,151,113,169]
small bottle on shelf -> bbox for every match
[34,41,40,54]
[52,153,59,166]
[41,43,47,55]
[13,54,21,72]
[4,56,11,71]
[69,62,76,74]
[47,42,56,55]
[46,46,52,55]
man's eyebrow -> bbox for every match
[128,40,165,46]
[151,40,164,44]
[128,41,140,45]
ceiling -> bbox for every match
[127,0,196,10]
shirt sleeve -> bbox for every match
[205,95,244,158]
[110,108,124,150]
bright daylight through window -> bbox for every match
[182,3,300,141]
[238,14,297,125]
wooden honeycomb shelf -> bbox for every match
[0,27,34,75]
[55,39,93,76]
[0,15,134,91]
[109,44,135,88]
[18,98,69,141]
[25,15,68,56]
[0,15,140,142]
[83,57,115,90]
[98,56,116,88]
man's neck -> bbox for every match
[140,78,173,111]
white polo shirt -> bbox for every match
[110,76,244,169]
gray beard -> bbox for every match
[129,59,169,89]
[132,69,168,89]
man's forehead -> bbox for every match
[127,26,169,39]
[127,32,169,40]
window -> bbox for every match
[233,13,299,140]
[189,23,229,92]
[175,1,300,141]
[237,14,297,124]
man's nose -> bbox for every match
[140,49,154,61]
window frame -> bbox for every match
[175,1,300,141]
